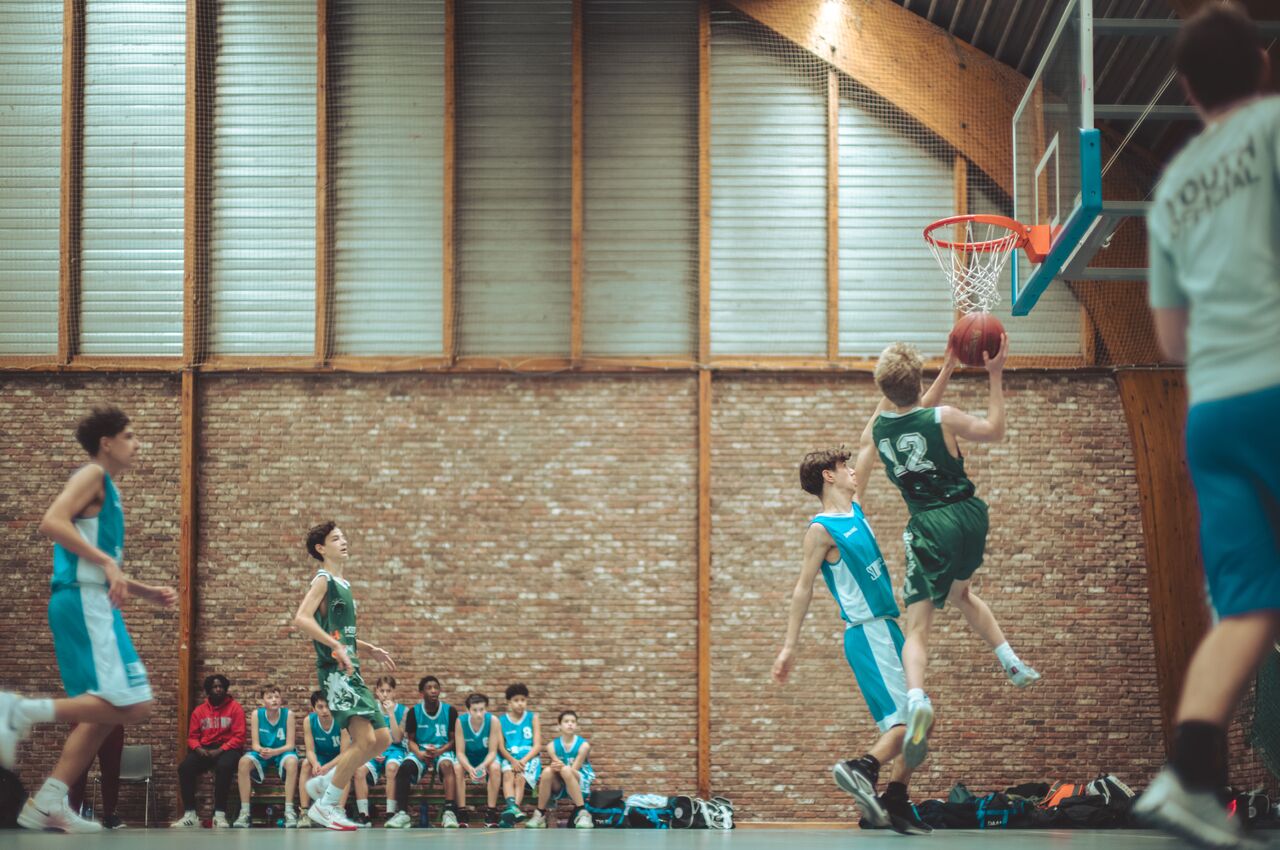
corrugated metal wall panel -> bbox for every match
[210,0,315,356]
[582,0,698,357]
[837,82,955,357]
[331,0,444,356]
[710,12,826,355]
[0,3,60,355]
[80,1,185,355]
[456,0,572,357]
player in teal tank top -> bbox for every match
[388,675,461,829]
[292,522,396,831]
[352,676,408,826]
[452,693,503,826]
[299,691,345,820]
[526,710,595,829]
[235,684,299,827]
[868,340,1040,772]
[0,406,177,834]
[497,683,541,826]
[771,443,929,835]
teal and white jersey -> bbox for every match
[412,702,454,748]
[462,712,492,763]
[500,710,536,758]
[811,504,899,626]
[309,712,341,761]
[256,707,291,749]
[552,735,590,769]
[52,466,123,591]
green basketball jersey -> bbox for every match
[871,407,975,515]
[313,569,360,675]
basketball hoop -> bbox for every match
[924,215,1044,315]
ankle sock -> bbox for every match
[994,642,1019,670]
[1171,721,1227,791]
[907,688,926,705]
[321,781,344,807]
[34,777,69,811]
[17,698,56,727]
[386,799,397,814]
[356,799,369,815]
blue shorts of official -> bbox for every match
[49,584,152,706]
[1187,382,1280,619]
[363,745,407,784]
[843,617,908,732]
[246,750,298,783]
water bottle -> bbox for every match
[418,802,430,828]
[265,805,273,828]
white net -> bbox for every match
[925,216,1023,315]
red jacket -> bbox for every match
[187,697,247,752]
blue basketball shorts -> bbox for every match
[1186,382,1280,619]
[48,584,152,706]
[843,617,909,732]
[404,750,456,782]
[246,750,298,783]
[363,745,407,784]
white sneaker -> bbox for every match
[385,810,412,829]
[308,801,358,831]
[1134,767,1261,849]
[284,808,298,828]
[525,809,546,829]
[232,811,251,828]
[574,808,594,829]
[903,699,934,770]
[18,798,103,833]
[0,692,32,769]
[212,812,230,828]
[1005,662,1042,688]
[296,814,311,829]
[304,772,331,802]
[170,810,199,828]
[441,809,459,828]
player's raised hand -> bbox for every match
[772,647,796,684]
[983,333,1009,372]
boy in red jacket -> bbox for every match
[170,675,246,828]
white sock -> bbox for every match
[214,810,226,819]
[17,698,55,726]
[34,777,69,811]
[184,809,197,817]
[907,688,927,705]
[386,799,398,814]
[285,804,296,815]
[356,799,369,815]
[321,781,344,807]
[994,642,1019,670]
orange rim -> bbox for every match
[923,214,1030,253]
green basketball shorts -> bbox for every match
[316,666,387,731]
[901,497,989,609]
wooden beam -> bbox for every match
[184,0,212,366]
[177,370,199,758]
[1116,369,1210,755]
[698,0,711,364]
[826,70,839,363]
[442,0,457,364]
[724,0,1025,198]
[315,0,333,366]
[570,0,584,363]
[696,368,712,799]
[58,0,85,364]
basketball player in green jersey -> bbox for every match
[291,521,396,830]
[868,338,1039,768]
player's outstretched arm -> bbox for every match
[939,334,1007,443]
[772,523,832,684]
[357,639,396,671]
[919,341,959,408]
[854,398,891,504]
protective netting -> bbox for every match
[0,0,1178,367]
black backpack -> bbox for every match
[585,788,625,828]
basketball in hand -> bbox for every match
[949,312,1005,367]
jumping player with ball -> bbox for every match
[864,329,1040,769]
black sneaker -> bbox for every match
[832,759,889,828]
[881,794,932,835]
[354,812,372,829]
[483,807,500,828]
[103,814,126,830]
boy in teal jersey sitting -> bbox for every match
[298,691,345,827]
[0,406,176,833]
[498,682,541,827]
[352,675,406,826]
[869,340,1039,769]
[234,684,299,827]
[526,710,594,829]
[452,693,505,827]
[386,675,460,829]
[292,521,396,830]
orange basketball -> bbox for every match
[949,312,1005,367]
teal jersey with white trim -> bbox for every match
[52,467,124,591]
[411,702,455,749]
[500,710,536,758]
[309,712,341,761]
[552,735,590,770]
[811,504,899,625]
[462,712,492,763]
[257,707,291,749]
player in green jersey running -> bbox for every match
[866,337,1039,769]
[291,521,396,830]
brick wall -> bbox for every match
[0,370,1267,823]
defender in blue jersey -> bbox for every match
[299,691,346,823]
[497,683,541,826]
[772,444,929,835]
[525,710,595,829]
[386,675,460,829]
[353,675,407,826]
[0,406,177,834]
[452,693,504,827]
[234,684,299,827]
